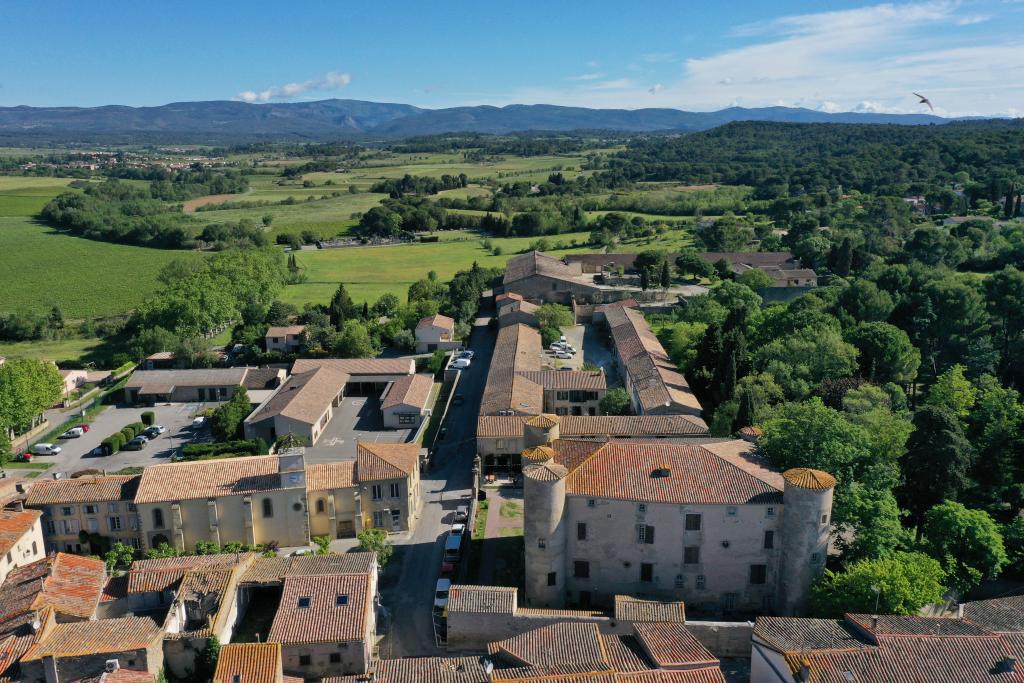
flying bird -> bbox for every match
[913,92,934,112]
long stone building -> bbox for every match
[521,437,835,617]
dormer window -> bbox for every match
[297,596,311,608]
[336,594,348,606]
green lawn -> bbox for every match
[0,336,105,363]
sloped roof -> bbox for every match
[503,251,583,285]
[240,553,376,585]
[0,510,40,559]
[555,440,783,505]
[0,554,106,628]
[475,414,708,438]
[517,370,607,391]
[323,656,490,683]
[20,616,161,661]
[356,442,420,481]
[481,324,543,416]
[448,585,517,615]
[245,365,347,426]
[124,368,249,393]
[381,373,434,411]
[266,325,305,337]
[213,643,283,683]
[783,468,837,491]
[291,357,415,377]
[417,314,455,331]
[633,622,719,669]
[25,475,139,506]
[135,455,288,504]
[614,596,686,624]
[306,461,356,492]
[963,594,1024,633]
[268,574,372,645]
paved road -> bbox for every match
[377,315,496,657]
[303,396,412,464]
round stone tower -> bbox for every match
[522,446,568,608]
[778,467,836,616]
[523,414,560,448]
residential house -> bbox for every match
[142,352,175,370]
[515,370,605,417]
[379,374,434,429]
[496,293,540,329]
[16,613,164,683]
[0,509,45,583]
[26,475,142,554]
[414,314,459,354]
[124,368,255,404]
[0,553,107,631]
[501,251,614,305]
[268,571,377,678]
[521,438,835,617]
[306,442,422,536]
[58,370,88,401]
[751,613,1024,683]
[134,452,311,551]
[265,325,306,354]
[214,642,291,683]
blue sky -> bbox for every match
[3,0,1023,116]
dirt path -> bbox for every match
[181,193,246,213]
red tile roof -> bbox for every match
[21,616,161,660]
[0,509,40,559]
[356,442,419,481]
[517,370,608,391]
[476,414,708,438]
[963,595,1024,633]
[633,622,718,669]
[557,441,783,505]
[448,585,517,614]
[417,314,455,331]
[481,324,543,416]
[135,455,289,504]
[0,553,105,627]
[307,461,356,492]
[291,358,415,377]
[25,475,139,505]
[324,656,490,682]
[214,642,283,683]
[381,373,434,411]
[268,574,372,645]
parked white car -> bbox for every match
[459,350,475,360]
[32,443,62,455]
[452,358,471,370]
[549,342,565,351]
[59,427,85,439]
[555,351,574,360]
[434,578,451,610]
[450,523,466,539]
[191,416,208,429]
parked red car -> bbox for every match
[80,424,91,432]
[439,561,457,580]
[14,452,32,463]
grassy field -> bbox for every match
[0,177,76,216]
[281,227,694,307]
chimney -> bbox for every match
[957,603,964,618]
[871,615,878,630]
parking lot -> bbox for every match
[539,324,585,370]
[302,396,414,465]
[28,402,213,477]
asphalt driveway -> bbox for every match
[302,396,413,465]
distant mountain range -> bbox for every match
[0,98,968,142]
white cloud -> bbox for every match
[956,14,990,24]
[589,78,634,90]
[568,73,604,81]
[649,83,664,95]
[234,71,351,103]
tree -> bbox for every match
[211,387,251,441]
[357,528,394,566]
[104,541,136,570]
[754,326,859,399]
[328,283,356,330]
[925,364,976,419]
[922,501,1007,595]
[845,322,920,384]
[899,406,975,533]
[199,635,221,682]
[334,320,377,358]
[313,535,331,555]
[736,269,774,290]
[535,303,573,331]
[838,280,895,323]
[810,552,946,618]
[1002,517,1024,580]
[408,277,447,303]
[599,387,632,416]
[659,259,672,288]
[373,293,402,318]
[832,236,854,277]
[0,358,64,435]
[675,250,715,280]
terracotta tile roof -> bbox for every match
[130,553,254,573]
[448,585,517,614]
[0,631,34,681]
[602,635,651,673]
[0,554,105,627]
[847,613,996,638]
[266,324,306,337]
[240,556,292,584]
[633,622,718,669]
[963,595,1024,632]
[0,509,40,558]
[381,373,434,410]
[417,314,455,331]
[268,574,372,645]
[565,253,640,271]
[619,671,727,683]
[753,616,864,653]
[606,307,702,416]
[125,568,188,595]
[324,656,490,682]
[522,446,556,462]
[240,553,375,585]
[291,357,415,377]
[614,596,686,624]
[783,468,837,491]
[101,575,128,602]
[700,440,785,490]
[698,252,798,269]
[503,251,584,285]
[245,365,347,426]
[481,324,543,416]
[488,622,611,674]
[517,370,608,391]
[25,475,139,506]
[20,616,161,660]
[93,669,157,683]
[557,441,783,505]
[526,414,560,428]
[124,368,249,393]
[214,642,283,683]
[475,414,708,439]
[307,461,356,492]
[523,461,568,482]
[496,292,525,304]
[498,299,541,318]
[135,455,290,504]
[356,442,419,481]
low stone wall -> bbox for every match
[686,620,753,658]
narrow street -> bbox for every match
[376,315,496,657]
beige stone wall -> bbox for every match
[138,488,309,551]
[280,640,370,678]
[359,468,420,533]
[0,515,44,584]
[307,487,359,539]
[35,502,141,555]
[544,389,603,417]
[561,496,781,612]
[20,645,160,683]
